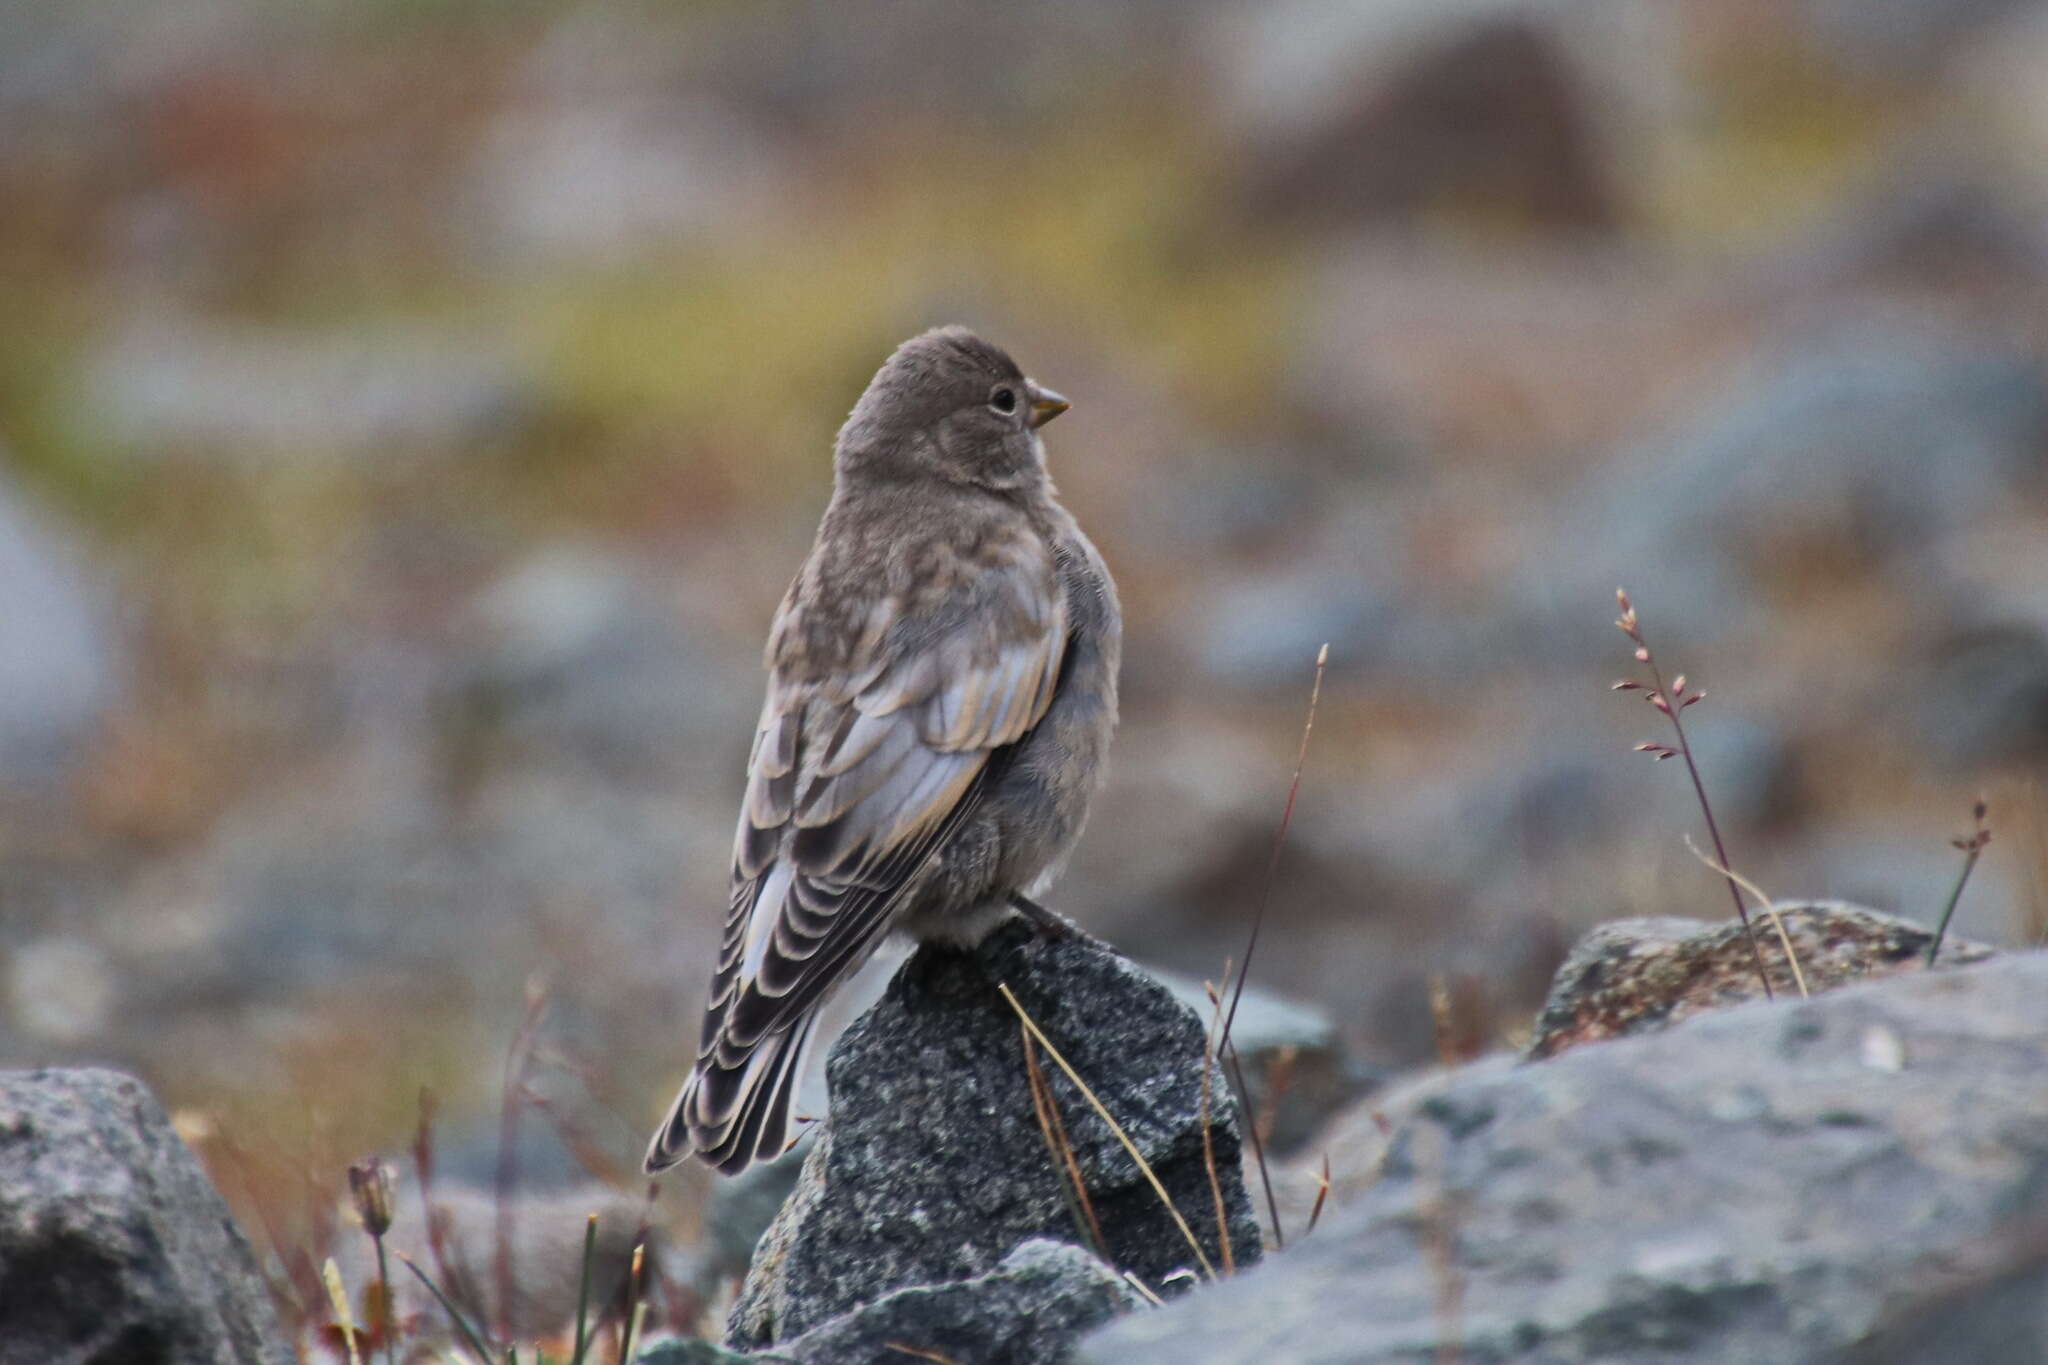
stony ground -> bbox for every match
[3,0,2047,1344]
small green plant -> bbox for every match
[1928,800,1992,966]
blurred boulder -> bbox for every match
[1081,951,2048,1364]
[0,465,119,789]
[1527,901,1995,1060]
[1797,0,2040,78]
[736,1239,1138,1365]
[88,317,531,461]
[5,934,118,1044]
[0,1067,291,1365]
[698,1137,813,1293]
[105,748,707,1030]
[456,545,756,775]
[1842,1241,2048,1364]
[1535,319,2048,654]
[637,1340,751,1365]
[731,921,1258,1349]
[1212,1,1616,232]
[1150,967,1381,1157]
[1788,830,2022,948]
[1269,1051,1520,1236]
[1913,620,2048,767]
[1418,711,1794,891]
[465,91,795,266]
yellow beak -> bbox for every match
[1027,382,1070,429]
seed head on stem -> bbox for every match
[1613,588,1774,999]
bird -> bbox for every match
[644,326,1122,1176]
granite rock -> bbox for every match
[1528,901,1996,1059]
[0,1067,292,1365]
[730,921,1259,1349]
[1081,952,2048,1364]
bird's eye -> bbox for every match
[989,386,1017,414]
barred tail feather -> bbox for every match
[643,1015,817,1175]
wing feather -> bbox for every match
[648,540,1071,1173]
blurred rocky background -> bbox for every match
[4,0,2048,1344]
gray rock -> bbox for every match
[1912,619,2048,767]
[1839,1242,2048,1363]
[645,1241,1137,1365]
[636,1340,754,1365]
[1796,0,2036,77]
[0,1067,292,1365]
[456,545,756,774]
[1528,901,1996,1059]
[1209,0,1616,231]
[1080,952,2048,1364]
[770,1239,1140,1365]
[464,91,796,267]
[86,316,530,462]
[731,921,1260,1350]
[0,466,119,789]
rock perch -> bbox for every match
[730,920,1261,1350]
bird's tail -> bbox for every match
[643,1014,817,1175]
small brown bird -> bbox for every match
[645,327,1122,1175]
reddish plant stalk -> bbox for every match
[1613,589,1772,999]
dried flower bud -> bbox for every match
[1634,647,1649,662]
[1684,692,1705,707]
[1671,674,1687,696]
[1973,799,1988,823]
[1612,680,1644,692]
[1650,695,1672,713]
[348,1158,394,1238]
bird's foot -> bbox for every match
[1007,892,1110,950]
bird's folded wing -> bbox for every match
[700,568,1069,1066]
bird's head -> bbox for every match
[835,326,1069,491]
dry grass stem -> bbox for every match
[1120,1270,1167,1307]
[1306,1154,1332,1236]
[1198,972,1236,1275]
[1428,974,1457,1066]
[1020,1024,1108,1261]
[398,1253,494,1365]
[494,976,551,1340]
[1613,588,1773,998]
[996,983,1217,1280]
[320,1258,364,1365]
[1930,799,1993,965]
[619,1242,648,1365]
[1220,1038,1280,1252]
[1218,641,1329,1251]
[570,1212,598,1365]
[884,1345,964,1363]
[1680,836,1811,998]
[1256,1046,1297,1150]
